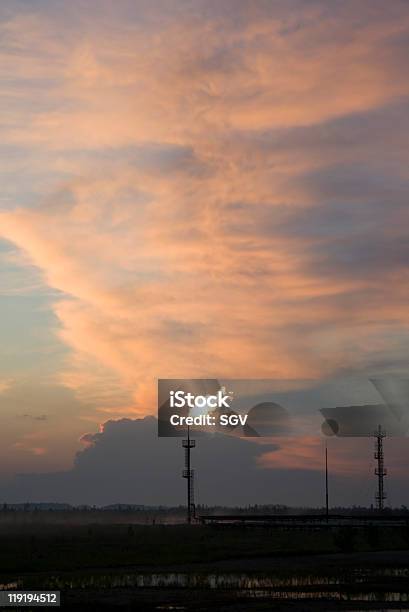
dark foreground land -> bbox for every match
[0,511,409,610]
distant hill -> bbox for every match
[2,502,73,510]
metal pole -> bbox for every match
[325,443,329,522]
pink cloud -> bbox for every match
[1,0,409,424]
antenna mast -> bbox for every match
[182,426,195,523]
[374,424,387,511]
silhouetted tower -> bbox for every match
[182,426,195,523]
[374,424,387,511]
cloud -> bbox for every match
[2,416,409,507]
[0,379,13,394]
[0,381,96,477]
[0,1,409,448]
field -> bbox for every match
[0,511,408,610]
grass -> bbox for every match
[0,523,408,574]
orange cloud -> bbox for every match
[259,435,409,481]
[1,1,409,422]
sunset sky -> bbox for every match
[1,0,409,505]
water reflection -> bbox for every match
[21,569,408,603]
[0,582,20,590]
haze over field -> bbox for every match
[0,0,409,504]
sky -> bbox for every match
[0,0,409,505]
